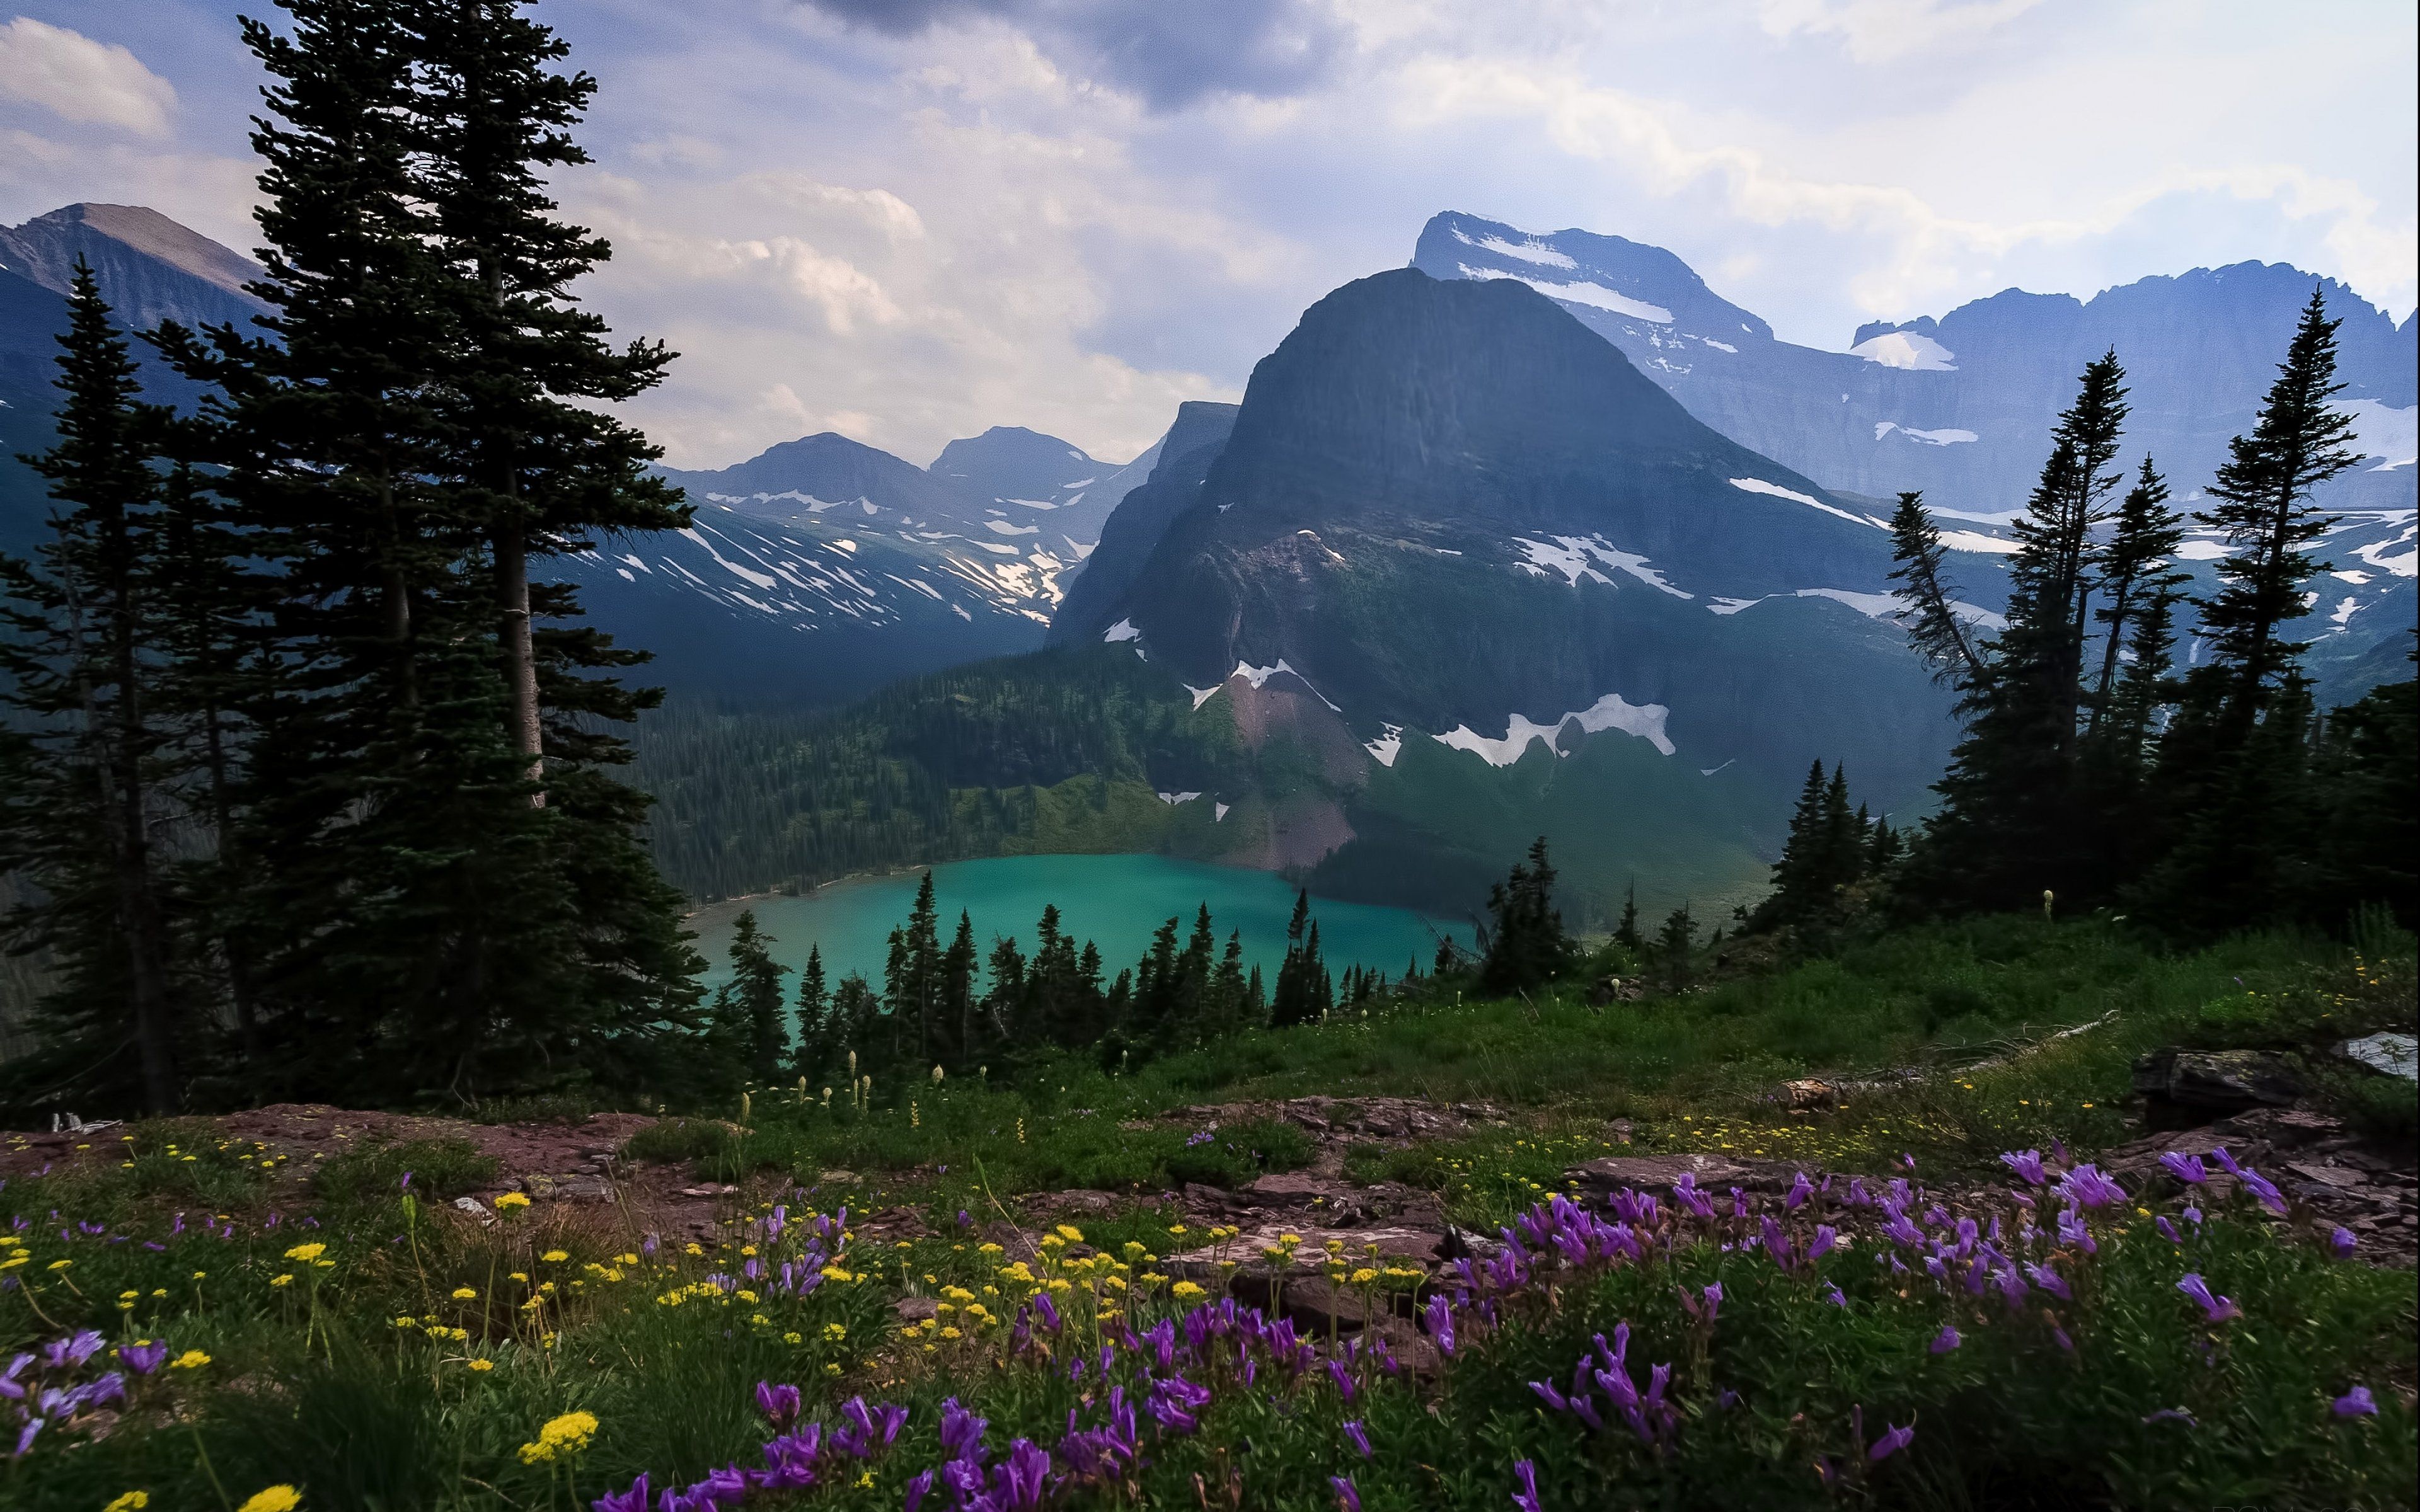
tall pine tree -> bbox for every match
[0,266,185,1113]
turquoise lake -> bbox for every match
[688,854,1475,990]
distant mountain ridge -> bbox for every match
[1412,212,2416,514]
[0,202,1161,705]
[1411,210,2416,711]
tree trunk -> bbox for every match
[98,531,178,1114]
[495,522,543,803]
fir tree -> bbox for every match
[1908,355,2131,910]
[789,944,829,1080]
[2190,289,2363,728]
[1654,903,1697,987]
[710,909,788,1084]
[2143,291,2365,932]
[1479,837,1573,994]
[942,910,978,1071]
[1886,492,1983,688]
[1271,891,1333,1027]
[0,265,185,1113]
[1613,882,1642,952]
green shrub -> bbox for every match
[1164,1115,1316,1188]
[621,1117,737,1165]
[311,1137,499,1204]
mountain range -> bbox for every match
[3,201,2413,916]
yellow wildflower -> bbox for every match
[543,1250,569,1263]
[452,1287,478,1300]
[236,1487,301,1512]
[170,1349,212,1370]
[105,1494,152,1512]
[284,1242,326,1263]
[493,1193,531,1211]
[466,1358,495,1373]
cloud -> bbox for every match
[1756,0,2044,63]
[793,0,1350,108]
[0,16,176,137]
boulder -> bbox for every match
[2132,1048,2303,1120]
[2339,1032,2417,1082]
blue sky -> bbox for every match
[4,1,2413,469]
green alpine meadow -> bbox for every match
[0,3,2412,1510]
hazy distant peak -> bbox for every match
[1,203,260,299]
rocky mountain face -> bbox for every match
[1056,269,1968,915]
[1413,210,2416,509]
[1405,211,2416,714]
[563,421,1164,702]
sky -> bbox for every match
[3,1,2414,471]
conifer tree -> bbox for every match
[1886,493,1983,688]
[2143,291,2364,932]
[147,0,705,1100]
[942,910,978,1070]
[1907,355,2131,910]
[1654,903,1696,987]
[1613,883,1642,952]
[1479,837,1572,994]
[885,871,945,1066]
[0,265,184,1113]
[789,944,829,1080]
[1209,930,1249,1036]
[1271,891,1334,1026]
[710,909,788,1083]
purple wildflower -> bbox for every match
[118,1340,168,1375]
[2056,1164,2127,1210]
[756,1380,801,1428]
[1343,1419,1371,1457]
[2176,1273,2240,1324]
[1999,1150,2048,1186]
[2155,1217,2182,1244]
[2157,1152,2208,1185]
[1930,1326,1961,1354]
[1512,1459,1541,1512]
[2330,1227,2358,1259]
[1787,1171,1813,1210]
[592,1474,650,1512]
[1424,1293,1456,1356]
[2142,1407,2196,1426]
[902,1470,935,1511]
[1868,1422,1915,1463]
[2181,1205,2203,1227]
[2238,1167,2289,1217]
[1330,1474,1361,1512]
[2334,1386,2377,1418]
[2022,1261,2071,1301]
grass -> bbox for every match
[4,915,2413,1509]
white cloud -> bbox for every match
[0,16,175,137]
[1756,0,2044,63]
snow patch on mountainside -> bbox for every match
[1938,529,2022,555]
[1434,692,1674,767]
[2336,400,2418,470]
[1103,618,1140,643]
[1456,227,1577,270]
[1852,331,1957,370]
[1460,264,1673,323]
[1728,477,1880,528]
[1876,421,1979,445]
[1512,535,1692,598]
[1365,723,1404,767]
[1233,659,1342,713]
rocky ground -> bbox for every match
[8,1060,2414,1335]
